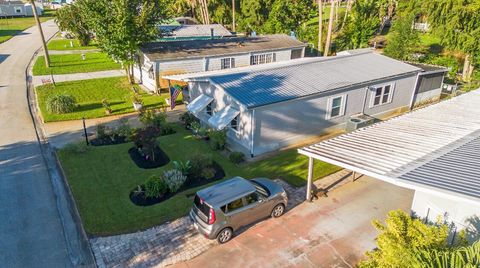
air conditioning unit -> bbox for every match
[346,114,376,132]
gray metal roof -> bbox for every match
[197,177,255,206]
[207,52,421,108]
[159,24,233,38]
[299,89,480,204]
[141,34,306,61]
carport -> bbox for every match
[298,89,480,231]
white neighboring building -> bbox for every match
[299,89,480,241]
[0,0,43,17]
[134,34,306,92]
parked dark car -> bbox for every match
[189,177,288,243]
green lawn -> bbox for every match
[47,39,98,51]
[0,10,55,43]
[33,52,121,75]
[58,125,341,236]
[36,77,177,122]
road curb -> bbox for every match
[26,35,97,267]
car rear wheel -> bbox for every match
[271,204,285,218]
[216,228,233,244]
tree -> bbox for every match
[80,0,166,83]
[359,210,468,268]
[317,0,323,55]
[323,0,335,56]
[55,2,91,46]
[335,0,380,51]
[411,241,480,268]
[238,0,273,33]
[426,0,480,81]
[263,0,315,35]
[30,0,50,67]
[383,13,420,60]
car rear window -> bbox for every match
[250,180,270,197]
[194,194,211,221]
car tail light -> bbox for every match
[208,207,216,225]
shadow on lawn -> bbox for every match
[75,101,124,112]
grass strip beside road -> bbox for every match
[33,52,121,75]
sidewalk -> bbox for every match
[90,169,355,268]
[44,105,186,149]
[32,69,125,86]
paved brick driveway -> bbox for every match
[171,176,413,268]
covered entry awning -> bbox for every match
[298,89,480,205]
[208,106,240,130]
[186,94,213,116]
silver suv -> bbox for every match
[189,177,288,243]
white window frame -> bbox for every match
[250,52,276,65]
[325,94,347,120]
[369,83,395,108]
[221,57,235,69]
[230,115,240,132]
[206,101,214,116]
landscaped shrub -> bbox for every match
[115,118,135,141]
[46,94,76,114]
[208,129,227,150]
[132,126,160,161]
[188,153,214,179]
[96,124,108,139]
[162,169,187,193]
[139,109,167,128]
[201,167,216,180]
[180,112,199,128]
[160,122,176,136]
[144,175,168,198]
[229,151,245,164]
[173,160,191,176]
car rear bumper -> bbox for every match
[189,210,216,239]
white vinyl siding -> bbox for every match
[326,95,347,119]
[370,83,395,107]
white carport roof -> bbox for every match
[299,89,480,205]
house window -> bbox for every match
[230,115,239,131]
[250,53,276,65]
[291,49,303,59]
[326,95,347,119]
[206,102,213,116]
[371,84,394,107]
[15,7,22,13]
[221,57,235,69]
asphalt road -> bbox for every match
[0,20,92,267]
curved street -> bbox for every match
[0,20,93,267]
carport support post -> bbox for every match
[306,157,313,202]
[352,171,357,182]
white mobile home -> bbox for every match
[299,89,480,240]
[134,35,307,92]
[0,0,43,17]
[166,52,446,157]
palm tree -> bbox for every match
[323,0,335,56]
[231,0,236,32]
[317,0,323,55]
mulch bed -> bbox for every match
[90,136,127,146]
[128,146,170,169]
[129,161,226,207]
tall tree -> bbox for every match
[80,0,166,83]
[55,2,91,46]
[383,13,419,61]
[238,0,273,33]
[426,0,480,82]
[231,0,236,32]
[30,0,50,67]
[323,0,335,56]
[263,0,315,35]
[335,0,380,51]
[317,0,323,55]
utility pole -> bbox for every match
[30,0,50,67]
[324,0,335,56]
[232,0,236,32]
[317,0,323,56]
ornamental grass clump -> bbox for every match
[162,169,187,193]
[46,94,76,114]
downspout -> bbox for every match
[361,86,369,115]
[250,109,255,158]
[409,73,421,110]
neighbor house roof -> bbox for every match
[159,24,233,38]
[299,89,480,204]
[0,0,24,5]
[141,34,306,61]
[166,52,422,109]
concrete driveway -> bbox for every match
[0,21,93,267]
[171,176,413,268]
